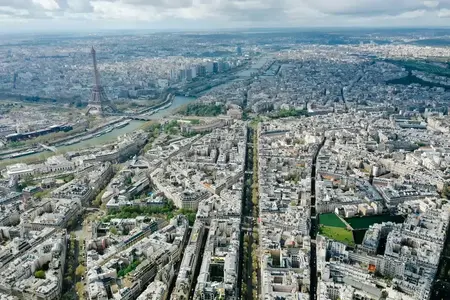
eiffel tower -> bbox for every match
[86,47,117,115]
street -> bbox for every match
[309,138,325,300]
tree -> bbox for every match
[252,260,258,270]
[252,271,257,286]
[180,103,225,117]
[122,227,130,235]
[34,190,50,200]
[93,190,105,207]
[117,259,141,278]
[441,183,450,199]
[64,275,72,287]
[75,282,85,298]
[67,216,78,230]
[143,142,153,153]
[252,290,258,300]
[125,176,132,186]
[270,108,308,119]
[62,174,75,183]
[18,174,35,191]
[253,232,259,243]
[110,227,118,235]
[75,264,86,277]
[34,270,46,279]
[241,283,247,297]
[244,235,250,243]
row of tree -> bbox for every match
[180,103,225,117]
[242,126,261,300]
[251,128,260,300]
[270,108,308,119]
[102,203,197,226]
[117,259,141,278]
[142,122,162,152]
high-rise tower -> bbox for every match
[13,72,17,89]
[86,47,116,115]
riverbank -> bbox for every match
[54,119,131,147]
[51,117,128,147]
[0,120,146,167]
[0,95,197,166]
[144,95,196,119]
[134,93,174,115]
[0,117,128,161]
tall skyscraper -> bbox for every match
[186,68,193,81]
[236,46,242,56]
[213,62,219,74]
[196,65,206,77]
[206,62,214,74]
[170,69,178,82]
[191,66,197,79]
[178,69,186,81]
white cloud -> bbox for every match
[0,6,30,16]
[66,0,93,12]
[438,8,450,16]
[90,1,160,21]
[396,9,427,18]
[2,0,450,30]
[423,1,440,8]
[32,0,59,10]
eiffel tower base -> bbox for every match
[86,103,103,115]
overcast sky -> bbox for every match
[1,0,450,32]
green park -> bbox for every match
[318,213,355,246]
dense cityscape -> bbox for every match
[0,28,450,300]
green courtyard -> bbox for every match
[319,213,347,228]
[345,215,405,230]
[318,213,406,247]
[319,226,355,247]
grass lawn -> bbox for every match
[319,213,347,228]
[319,225,355,247]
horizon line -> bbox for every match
[1,25,450,36]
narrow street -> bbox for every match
[432,216,450,299]
[168,227,192,296]
[238,125,258,299]
[188,228,209,299]
[309,138,326,300]
[61,233,81,300]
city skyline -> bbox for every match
[0,20,450,300]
